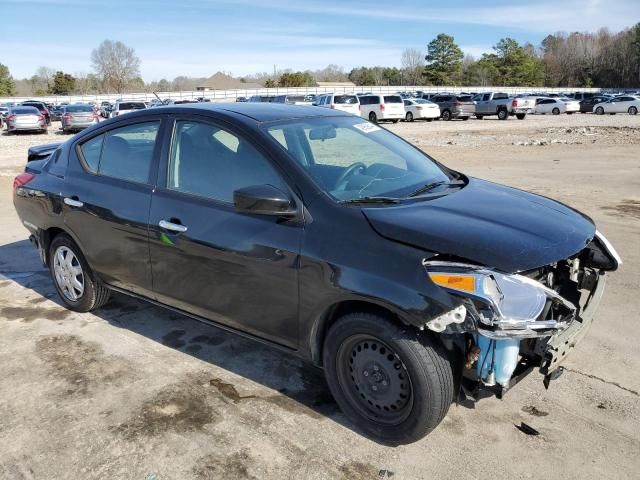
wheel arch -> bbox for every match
[310,299,407,366]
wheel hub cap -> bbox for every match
[53,246,84,302]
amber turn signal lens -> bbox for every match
[428,273,476,292]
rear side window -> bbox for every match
[79,134,104,172]
[493,93,508,100]
[456,96,472,102]
[334,95,358,104]
[383,96,402,103]
[99,122,159,183]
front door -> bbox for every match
[148,118,302,348]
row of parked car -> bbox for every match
[3,90,638,135]
[233,90,640,123]
[0,100,102,134]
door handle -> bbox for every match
[159,219,187,233]
[64,197,83,208]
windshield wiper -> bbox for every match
[339,196,401,205]
[407,180,465,197]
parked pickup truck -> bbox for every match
[472,92,536,120]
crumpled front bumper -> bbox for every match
[541,273,606,374]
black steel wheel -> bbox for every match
[336,334,413,425]
[323,312,454,445]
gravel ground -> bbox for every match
[0,112,639,480]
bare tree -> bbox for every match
[401,48,425,85]
[91,40,141,93]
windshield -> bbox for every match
[265,116,452,201]
[119,102,146,110]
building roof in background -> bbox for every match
[197,72,263,90]
[316,81,356,87]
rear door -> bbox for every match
[148,116,302,348]
[63,117,165,296]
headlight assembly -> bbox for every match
[424,260,576,338]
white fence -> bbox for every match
[0,85,610,104]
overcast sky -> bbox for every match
[2,0,639,80]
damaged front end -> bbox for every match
[422,230,621,400]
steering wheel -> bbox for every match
[334,162,366,190]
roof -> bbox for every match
[316,81,356,87]
[196,72,263,90]
[171,102,349,123]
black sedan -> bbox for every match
[12,104,621,444]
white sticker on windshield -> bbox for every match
[353,122,381,133]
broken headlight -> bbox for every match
[424,260,576,338]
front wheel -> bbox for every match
[49,234,110,312]
[323,313,454,445]
[629,106,638,115]
[516,113,526,120]
[595,106,604,115]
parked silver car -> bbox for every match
[61,104,99,133]
[5,106,47,134]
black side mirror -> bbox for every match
[233,184,296,217]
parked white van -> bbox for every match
[315,94,360,115]
[358,94,404,123]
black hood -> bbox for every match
[363,177,595,273]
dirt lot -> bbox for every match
[0,114,639,480]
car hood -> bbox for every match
[362,177,595,273]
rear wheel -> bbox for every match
[441,110,451,121]
[405,112,414,122]
[369,112,378,123]
[516,113,526,120]
[323,312,454,445]
[497,109,508,120]
[391,119,399,124]
[49,234,110,312]
[552,107,560,115]
[475,115,484,120]
[426,118,433,122]
[461,116,469,121]
[628,106,638,115]
[595,106,604,115]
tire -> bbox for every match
[595,106,604,115]
[323,312,454,445]
[475,115,483,120]
[628,106,638,115]
[497,109,508,120]
[441,110,451,121]
[552,107,560,115]
[426,118,433,122]
[49,233,110,312]
[369,112,378,123]
[516,113,526,120]
[391,119,399,124]
[405,112,414,122]
[461,116,469,121]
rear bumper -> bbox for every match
[8,124,46,131]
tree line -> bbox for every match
[0,24,638,97]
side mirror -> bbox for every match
[233,184,296,217]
